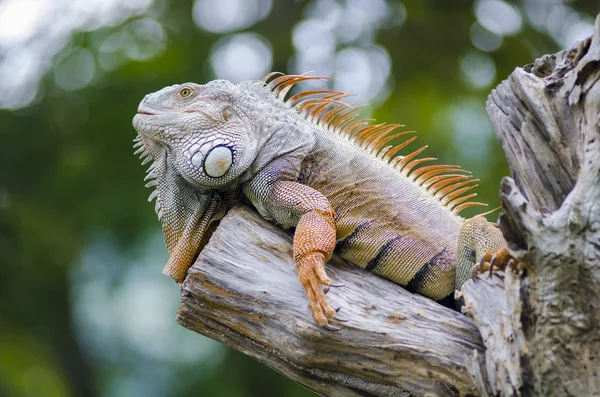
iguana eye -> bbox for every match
[178,87,193,98]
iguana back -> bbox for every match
[278,113,464,301]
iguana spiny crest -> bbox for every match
[257,72,486,214]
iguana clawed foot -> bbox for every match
[297,252,345,327]
[470,247,516,281]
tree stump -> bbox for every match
[176,16,600,397]
[462,15,600,397]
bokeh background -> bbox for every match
[0,0,596,396]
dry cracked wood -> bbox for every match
[460,14,600,397]
[178,204,485,397]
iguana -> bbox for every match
[132,73,510,328]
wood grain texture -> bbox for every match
[460,14,600,397]
[461,270,529,397]
[178,205,484,397]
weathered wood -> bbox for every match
[177,205,485,397]
[461,269,529,396]
[460,14,600,397]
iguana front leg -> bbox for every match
[245,179,338,326]
[294,206,338,325]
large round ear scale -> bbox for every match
[204,145,233,178]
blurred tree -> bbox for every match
[0,0,595,396]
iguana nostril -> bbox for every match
[203,145,233,178]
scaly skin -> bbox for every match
[132,74,508,326]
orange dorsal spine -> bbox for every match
[261,73,488,216]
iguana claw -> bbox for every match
[322,323,341,331]
[324,284,344,295]
[470,248,515,281]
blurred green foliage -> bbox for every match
[0,0,595,396]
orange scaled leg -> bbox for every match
[293,209,338,327]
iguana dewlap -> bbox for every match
[132,73,508,327]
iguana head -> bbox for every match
[133,80,259,189]
[132,80,263,282]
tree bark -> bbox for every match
[177,16,600,397]
[177,204,485,397]
[462,15,600,397]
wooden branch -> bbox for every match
[460,14,600,397]
[177,205,485,397]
